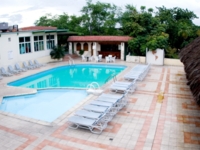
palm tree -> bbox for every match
[50,45,65,60]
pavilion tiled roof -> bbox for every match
[20,26,57,31]
[67,36,133,42]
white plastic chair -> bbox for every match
[89,56,93,61]
[82,55,86,61]
[105,57,110,63]
[111,56,116,63]
[95,56,99,62]
[98,55,102,62]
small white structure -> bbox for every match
[146,49,164,65]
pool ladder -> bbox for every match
[105,73,117,83]
[68,56,75,66]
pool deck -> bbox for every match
[0,58,199,150]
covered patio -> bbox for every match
[67,36,132,60]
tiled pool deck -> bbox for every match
[0,58,199,150]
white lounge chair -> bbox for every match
[34,60,45,67]
[84,104,109,113]
[23,61,34,70]
[75,109,103,120]
[8,65,20,74]
[76,109,112,122]
[110,80,136,93]
[0,75,3,80]
[29,60,39,68]
[67,116,107,134]
[15,63,27,72]
[0,67,13,76]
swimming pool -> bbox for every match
[0,89,88,122]
[8,64,126,89]
[3,64,126,123]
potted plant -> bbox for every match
[50,45,65,61]
[79,49,85,56]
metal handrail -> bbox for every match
[68,56,75,66]
[104,73,117,83]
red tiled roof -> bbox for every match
[20,26,57,31]
[67,36,133,42]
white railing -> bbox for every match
[86,82,100,90]
[68,56,75,65]
[105,73,117,83]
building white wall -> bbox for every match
[0,31,58,69]
[126,55,183,66]
[73,42,94,56]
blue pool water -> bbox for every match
[3,64,126,122]
[0,89,88,122]
[8,64,126,89]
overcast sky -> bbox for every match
[0,0,200,28]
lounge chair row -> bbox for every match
[67,63,150,134]
[0,60,45,77]
[124,64,150,81]
[67,92,128,134]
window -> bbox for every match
[76,43,81,51]
[34,36,44,51]
[83,43,88,51]
[46,35,55,49]
[19,37,31,54]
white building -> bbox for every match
[0,25,72,68]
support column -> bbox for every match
[69,42,72,54]
[120,42,125,60]
[92,42,97,56]
[88,42,92,56]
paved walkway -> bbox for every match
[0,59,199,150]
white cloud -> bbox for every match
[0,0,199,27]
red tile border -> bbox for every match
[34,139,80,150]
[0,125,37,150]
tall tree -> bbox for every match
[80,0,121,35]
[156,6,199,51]
[121,5,168,56]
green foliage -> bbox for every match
[80,0,121,35]
[165,47,179,59]
[120,5,199,56]
[50,45,65,60]
[34,1,200,58]
[79,50,85,55]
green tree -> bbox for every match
[80,0,121,35]
[156,6,199,51]
[121,5,168,56]
[35,13,82,33]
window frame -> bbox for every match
[19,36,31,54]
[46,35,55,50]
[34,35,44,52]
